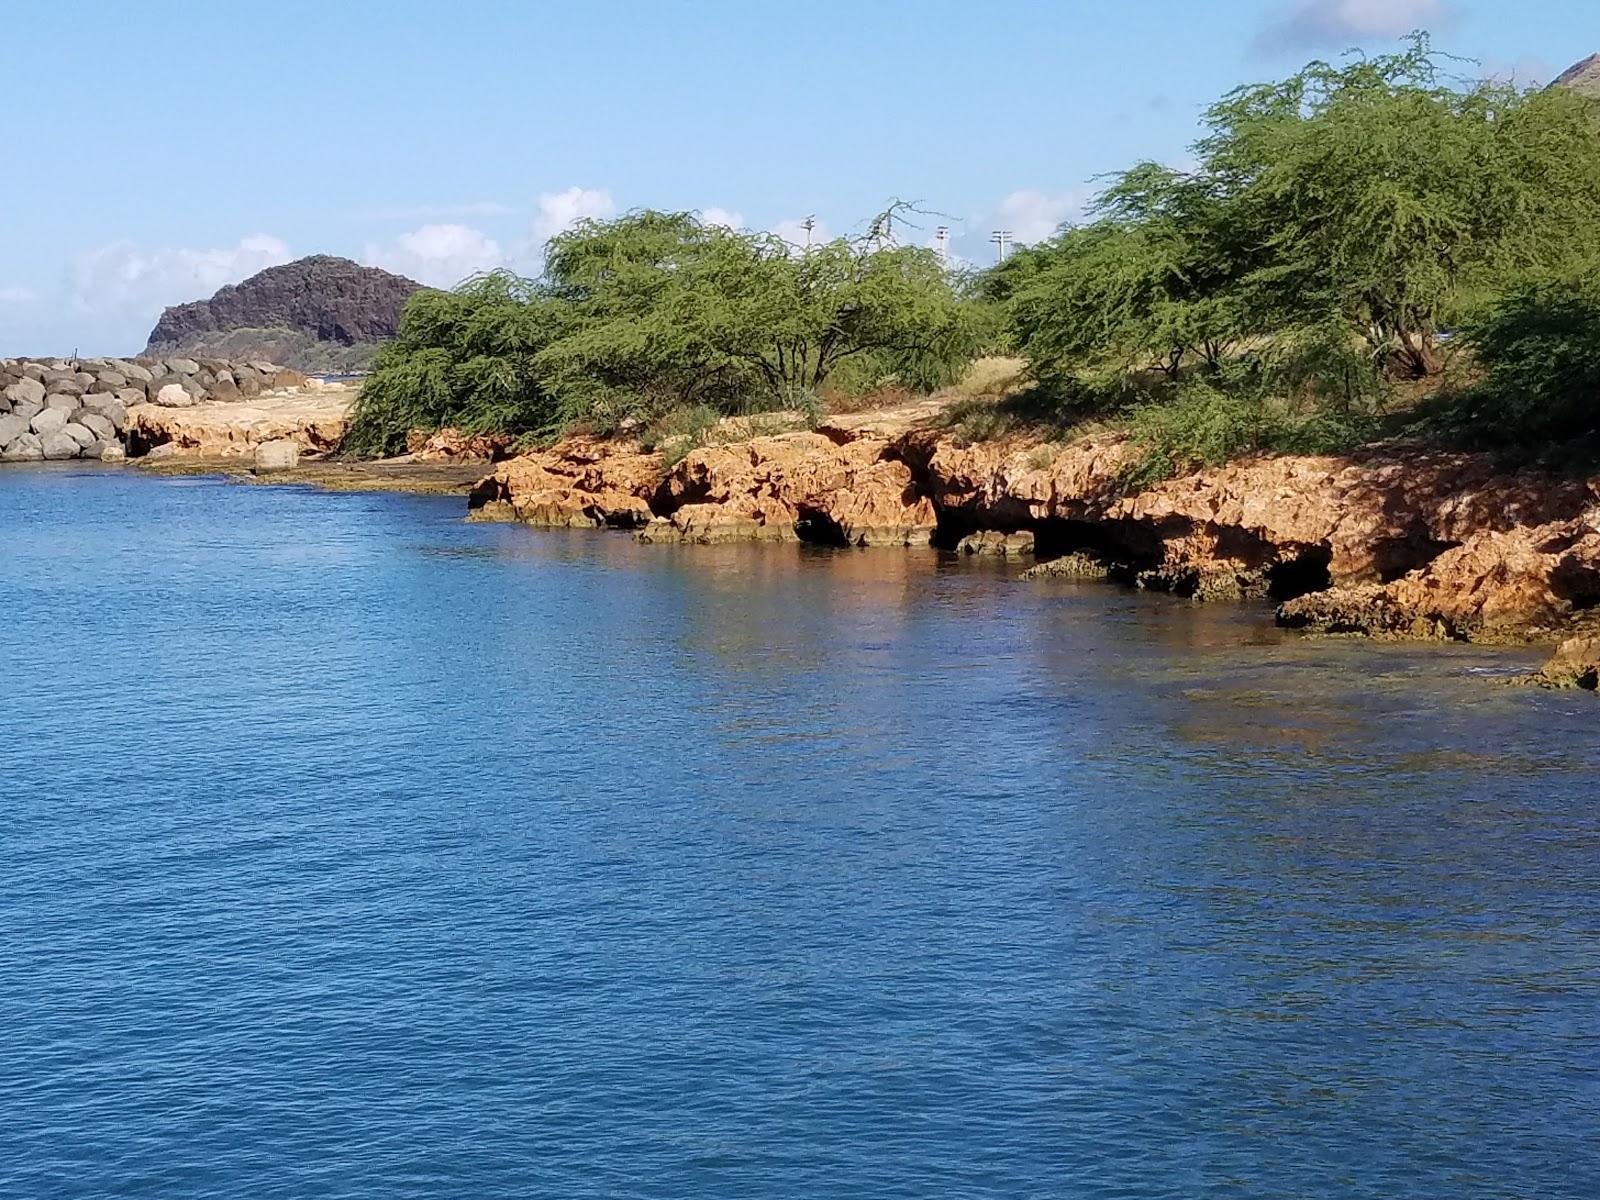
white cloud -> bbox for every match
[363,223,505,288]
[771,216,834,248]
[991,188,1090,245]
[1253,0,1453,54]
[0,285,37,304]
[355,201,515,221]
[699,207,745,230]
[68,234,292,320]
[531,187,617,246]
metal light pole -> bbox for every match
[802,216,816,249]
[990,229,1013,263]
[935,226,949,267]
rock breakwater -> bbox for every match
[1,355,306,463]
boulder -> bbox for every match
[152,382,196,407]
[95,370,128,390]
[166,357,201,376]
[45,378,85,398]
[41,431,82,460]
[45,393,79,411]
[208,377,242,403]
[122,362,154,384]
[100,442,127,463]
[11,400,42,424]
[468,438,665,528]
[1,432,44,462]
[18,363,45,382]
[253,439,299,472]
[3,378,45,407]
[114,387,146,410]
[75,412,117,443]
[79,394,128,429]
[30,407,68,437]
[0,413,27,447]
[61,422,96,448]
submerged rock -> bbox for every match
[1021,552,1115,581]
[958,530,1036,557]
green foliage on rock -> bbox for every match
[346,208,980,455]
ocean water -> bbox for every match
[2,463,1597,1200]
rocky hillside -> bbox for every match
[144,256,423,373]
[1554,53,1600,97]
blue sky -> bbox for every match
[1,0,1593,354]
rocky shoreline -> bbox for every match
[463,403,1600,688]
[5,372,1596,689]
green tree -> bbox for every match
[345,271,559,456]
[540,209,977,408]
[1003,163,1247,386]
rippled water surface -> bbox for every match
[3,464,1598,1199]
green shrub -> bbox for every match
[1429,270,1600,458]
[1123,368,1380,488]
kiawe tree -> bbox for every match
[1002,36,1600,393]
[1198,36,1600,379]
[541,209,976,405]
[347,207,980,453]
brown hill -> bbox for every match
[1553,53,1600,97]
[144,255,423,373]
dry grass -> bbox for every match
[950,356,1030,400]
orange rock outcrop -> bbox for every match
[465,406,1600,674]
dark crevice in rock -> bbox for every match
[1370,534,1460,582]
[795,506,850,547]
[1551,559,1600,609]
[1267,545,1334,601]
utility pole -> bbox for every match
[990,229,1013,264]
[935,226,949,267]
[802,216,816,249]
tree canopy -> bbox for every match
[347,209,978,454]
[1005,37,1600,385]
